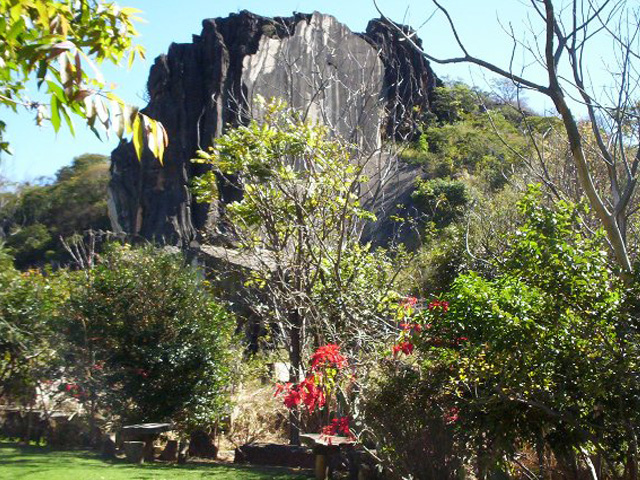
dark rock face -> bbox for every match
[109,10,439,246]
[363,19,443,141]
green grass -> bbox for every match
[0,442,312,480]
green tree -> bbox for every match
[0,0,166,161]
[194,98,401,442]
[0,153,111,267]
[61,244,235,430]
[0,245,68,403]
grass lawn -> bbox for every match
[0,442,312,480]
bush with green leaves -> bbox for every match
[366,186,640,479]
[0,246,68,403]
[412,177,470,229]
[61,244,235,430]
[364,361,464,480]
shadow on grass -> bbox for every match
[0,442,312,479]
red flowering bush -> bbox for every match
[386,294,472,442]
[276,344,353,437]
[391,296,461,358]
[369,192,640,479]
[310,344,347,372]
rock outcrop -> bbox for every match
[109,11,439,247]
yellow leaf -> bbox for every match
[152,120,166,165]
[119,7,144,15]
[132,114,144,161]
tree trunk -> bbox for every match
[288,308,302,445]
[550,92,633,280]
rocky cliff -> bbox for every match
[108,11,439,247]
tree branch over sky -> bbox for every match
[375,0,640,278]
[0,0,167,163]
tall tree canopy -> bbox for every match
[0,153,111,267]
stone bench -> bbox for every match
[120,422,172,462]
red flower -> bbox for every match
[279,345,349,413]
[321,416,353,438]
[392,341,414,356]
[310,344,347,372]
[400,296,418,308]
[274,382,292,397]
[280,376,326,412]
[444,407,460,424]
[428,299,449,312]
[299,376,326,412]
[283,388,301,409]
[400,323,422,333]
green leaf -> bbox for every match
[36,60,48,89]
[50,94,61,132]
[59,103,75,136]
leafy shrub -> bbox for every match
[364,362,464,480]
[61,244,235,431]
[0,246,67,403]
[366,186,640,478]
[412,178,470,228]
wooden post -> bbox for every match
[315,452,328,480]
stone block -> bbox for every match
[123,441,145,464]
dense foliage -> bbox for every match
[2,1,638,476]
[61,244,235,429]
[0,246,68,402]
[0,54,636,479]
[367,187,640,478]
[0,154,110,267]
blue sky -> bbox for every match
[0,0,616,183]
